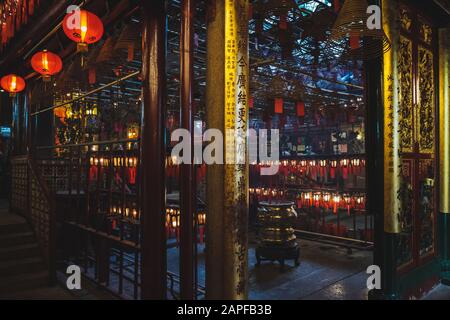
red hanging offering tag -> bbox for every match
[199,226,205,244]
[279,14,288,30]
[350,32,360,50]
[89,166,98,181]
[127,43,135,62]
[1,24,7,45]
[29,0,35,15]
[112,220,117,230]
[249,97,254,109]
[274,98,283,114]
[297,101,305,117]
[342,167,348,179]
[129,167,136,184]
[334,0,341,12]
[88,68,96,84]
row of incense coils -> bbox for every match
[251,157,366,179]
[90,156,138,168]
[298,191,366,214]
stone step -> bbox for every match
[0,232,36,248]
[0,270,49,298]
[0,257,46,277]
[0,222,30,236]
[2,286,75,300]
[0,243,41,262]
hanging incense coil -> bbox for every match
[269,74,288,98]
[328,0,391,60]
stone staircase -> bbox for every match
[0,207,72,299]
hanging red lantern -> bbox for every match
[62,9,104,52]
[1,74,25,96]
[31,50,63,82]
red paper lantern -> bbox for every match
[274,98,283,114]
[31,50,62,81]
[1,74,25,96]
[63,9,104,52]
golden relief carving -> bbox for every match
[418,46,435,154]
[419,20,433,45]
[398,36,413,153]
[400,8,412,32]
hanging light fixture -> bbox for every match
[31,50,63,82]
[62,9,104,52]
[328,0,390,60]
[1,74,25,96]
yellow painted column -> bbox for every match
[439,28,450,215]
[439,28,450,280]
[223,0,250,300]
[382,0,401,234]
[206,0,249,299]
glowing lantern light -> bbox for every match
[63,9,104,52]
[31,50,63,82]
[1,74,25,96]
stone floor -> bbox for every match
[422,284,450,300]
[167,236,373,300]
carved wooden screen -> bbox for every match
[396,6,437,271]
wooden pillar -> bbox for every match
[140,0,167,300]
[381,0,400,299]
[438,27,450,284]
[180,0,196,300]
[205,0,249,300]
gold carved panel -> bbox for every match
[418,19,433,45]
[398,35,413,153]
[418,46,435,154]
[400,8,412,32]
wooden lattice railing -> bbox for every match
[10,156,56,283]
